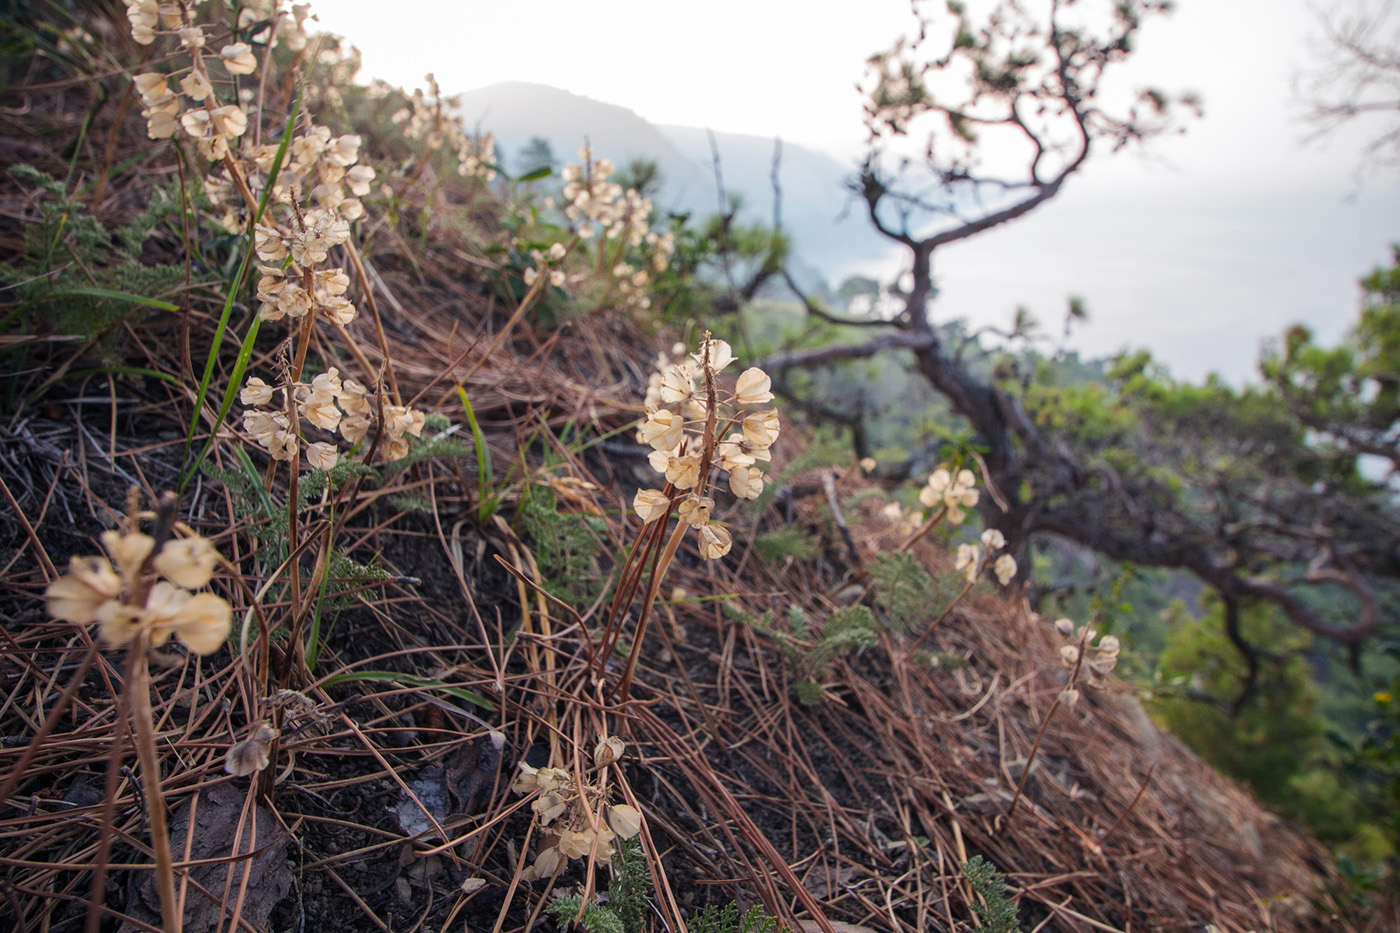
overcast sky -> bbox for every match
[312,0,1400,383]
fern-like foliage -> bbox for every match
[728,602,877,704]
[806,605,878,672]
[868,551,959,632]
[546,838,650,933]
[201,455,388,614]
[785,605,810,639]
[754,528,819,564]
[962,856,1021,933]
[377,423,472,476]
[517,485,608,604]
[793,680,826,706]
[688,903,790,933]
[725,603,775,633]
[2,165,184,353]
[609,837,650,933]
[547,896,625,933]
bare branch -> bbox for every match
[755,331,937,372]
[1298,0,1400,173]
[781,270,900,329]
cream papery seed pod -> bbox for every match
[993,553,1018,585]
[593,735,625,769]
[954,543,981,582]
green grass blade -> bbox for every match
[457,387,497,520]
[180,313,262,491]
[320,670,495,711]
[232,445,278,520]
[62,366,180,385]
[23,286,180,313]
[179,91,302,484]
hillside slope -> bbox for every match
[0,6,1371,933]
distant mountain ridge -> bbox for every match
[452,81,891,281]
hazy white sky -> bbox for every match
[311,0,1400,382]
[314,0,915,154]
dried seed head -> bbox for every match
[692,335,735,374]
[676,496,714,528]
[511,761,541,795]
[305,442,339,471]
[593,734,625,769]
[741,410,780,448]
[154,535,220,589]
[954,543,981,581]
[608,803,643,839]
[46,557,122,624]
[993,553,1018,586]
[733,367,774,406]
[220,42,257,75]
[532,791,568,824]
[697,524,733,560]
[556,829,592,860]
[101,529,155,584]
[727,464,764,500]
[240,377,275,407]
[527,846,564,880]
[639,408,684,451]
[664,455,701,490]
[633,488,671,524]
[225,722,280,777]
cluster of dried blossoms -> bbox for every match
[1052,617,1122,703]
[232,119,373,284]
[879,499,922,537]
[561,150,645,242]
[559,147,674,312]
[126,1,316,154]
[241,367,425,465]
[392,73,498,181]
[125,2,375,237]
[510,736,643,881]
[45,525,230,656]
[610,260,652,311]
[126,0,373,233]
[953,527,1018,585]
[241,1,316,51]
[235,123,423,465]
[523,242,569,288]
[133,2,427,470]
[250,121,373,222]
[252,238,353,320]
[919,465,980,525]
[633,336,778,560]
[127,0,251,156]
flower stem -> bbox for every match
[614,520,688,700]
[910,576,976,650]
[1005,627,1090,823]
[127,634,180,933]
